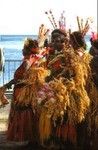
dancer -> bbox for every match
[39,40,90,149]
[7,38,40,145]
[47,29,68,80]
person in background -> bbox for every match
[69,30,93,95]
[89,32,98,56]
[89,38,98,57]
[0,48,5,73]
[70,31,98,150]
[0,86,9,108]
[90,39,98,87]
[90,49,98,149]
[69,31,87,57]
[0,48,8,107]
[69,31,92,149]
[88,34,98,149]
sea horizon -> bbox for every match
[0,34,37,42]
[0,34,91,85]
[0,34,91,61]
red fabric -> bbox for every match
[55,123,77,144]
[14,61,26,80]
[91,32,98,41]
[7,61,38,142]
[7,108,35,142]
[48,47,54,55]
[52,59,62,69]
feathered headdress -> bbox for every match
[91,32,98,41]
[58,11,66,31]
[45,10,58,29]
[76,16,93,36]
[45,10,66,31]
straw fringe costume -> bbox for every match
[38,43,92,149]
[7,38,50,144]
[7,60,54,145]
[47,50,65,80]
[76,51,98,149]
[87,55,98,149]
[7,60,39,143]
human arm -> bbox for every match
[4,79,15,89]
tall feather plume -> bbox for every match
[49,10,58,29]
[77,16,81,32]
[59,11,66,31]
[76,16,93,36]
[80,18,84,32]
[82,17,93,36]
[45,11,56,29]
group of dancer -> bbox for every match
[0,17,98,150]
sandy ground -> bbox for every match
[0,100,10,132]
[0,100,10,147]
[0,95,96,149]
[0,100,30,149]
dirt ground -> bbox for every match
[0,98,48,150]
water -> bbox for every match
[0,35,37,60]
[0,35,37,85]
[0,34,91,86]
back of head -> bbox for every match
[70,31,86,50]
[51,29,67,38]
[23,38,39,56]
[92,39,98,49]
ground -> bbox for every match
[0,95,97,150]
[0,95,31,150]
[0,97,50,150]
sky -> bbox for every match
[0,0,97,35]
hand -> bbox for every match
[38,24,49,48]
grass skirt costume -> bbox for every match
[7,61,38,143]
[7,63,54,147]
[38,45,93,149]
[6,44,98,149]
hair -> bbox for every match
[70,31,86,50]
[91,39,98,49]
[44,39,49,47]
[23,38,39,56]
[51,29,67,38]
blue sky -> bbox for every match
[0,0,97,34]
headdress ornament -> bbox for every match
[76,16,93,36]
[91,32,98,41]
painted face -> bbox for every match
[51,32,66,51]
